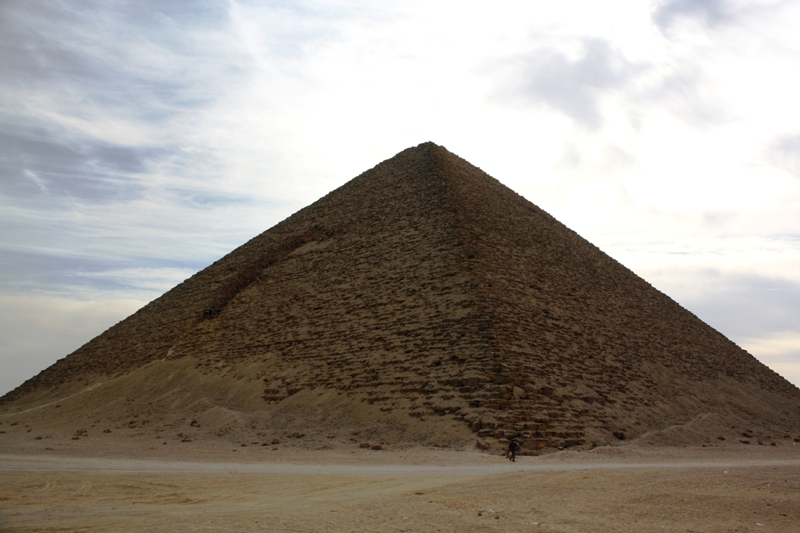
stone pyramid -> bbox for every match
[3,142,799,452]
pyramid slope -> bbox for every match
[436,148,799,443]
[3,142,799,452]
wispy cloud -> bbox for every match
[0,0,296,295]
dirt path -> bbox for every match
[3,453,800,474]
[2,449,800,532]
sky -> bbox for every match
[1,0,799,397]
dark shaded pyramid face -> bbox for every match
[3,142,799,452]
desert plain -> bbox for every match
[2,430,800,533]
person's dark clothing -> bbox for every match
[508,440,518,462]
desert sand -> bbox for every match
[2,439,800,533]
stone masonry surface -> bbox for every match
[4,142,799,451]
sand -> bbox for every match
[2,441,800,532]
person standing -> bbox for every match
[508,438,519,462]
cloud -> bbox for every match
[653,0,735,31]
[494,38,640,129]
[227,0,353,64]
[0,248,199,296]
[0,0,303,301]
[768,133,800,177]
[3,0,247,95]
[640,66,731,129]
[0,122,155,202]
[0,0,247,206]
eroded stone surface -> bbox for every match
[3,142,799,451]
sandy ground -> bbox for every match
[2,442,800,533]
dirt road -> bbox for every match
[2,447,800,532]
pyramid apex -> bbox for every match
[407,141,447,153]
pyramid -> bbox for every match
[3,142,799,452]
